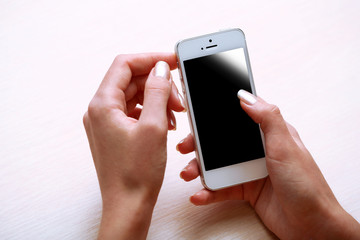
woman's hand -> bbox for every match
[177,90,360,239]
[83,53,185,239]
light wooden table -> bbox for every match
[1,1,359,239]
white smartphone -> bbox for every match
[175,29,267,190]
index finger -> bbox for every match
[94,53,177,112]
[102,53,177,91]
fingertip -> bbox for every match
[237,89,257,105]
[177,92,186,112]
[180,170,191,182]
[189,195,200,205]
[176,142,181,152]
[179,167,191,181]
[179,159,200,182]
[167,109,176,131]
[180,170,197,182]
[176,134,195,154]
[154,61,170,79]
[190,191,205,205]
[168,80,186,113]
[176,141,185,153]
[179,170,185,180]
[237,90,261,122]
[190,189,212,206]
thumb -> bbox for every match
[139,61,172,129]
[237,90,292,141]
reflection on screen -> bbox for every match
[184,48,265,171]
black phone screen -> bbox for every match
[183,48,265,171]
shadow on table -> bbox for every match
[175,200,277,240]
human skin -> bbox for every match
[177,90,360,239]
[84,52,360,239]
[83,53,184,239]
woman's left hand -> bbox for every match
[83,53,184,239]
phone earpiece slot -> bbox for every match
[206,44,218,49]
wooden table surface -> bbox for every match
[1,1,359,239]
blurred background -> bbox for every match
[1,0,359,239]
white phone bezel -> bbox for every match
[175,29,267,191]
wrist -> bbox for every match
[98,189,158,240]
[311,202,360,239]
[325,206,360,239]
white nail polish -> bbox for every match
[170,116,176,130]
[237,89,257,105]
[178,93,186,111]
[154,61,169,79]
[178,138,185,146]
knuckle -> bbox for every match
[259,103,284,134]
[114,54,127,65]
[146,80,171,97]
[87,101,98,119]
[288,124,299,136]
[262,104,282,120]
[140,121,167,138]
[148,77,171,90]
[83,111,89,128]
[269,104,281,115]
[87,98,106,122]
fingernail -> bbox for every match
[193,192,202,198]
[180,169,186,179]
[154,61,170,79]
[170,114,176,131]
[171,120,176,130]
[176,143,181,152]
[237,89,257,105]
[178,93,187,112]
[176,138,185,151]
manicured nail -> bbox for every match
[180,169,186,179]
[193,192,203,198]
[154,61,170,79]
[170,112,176,130]
[176,138,185,151]
[171,119,176,130]
[178,93,187,112]
[237,89,257,105]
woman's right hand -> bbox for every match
[177,90,360,239]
